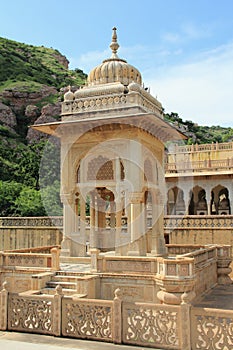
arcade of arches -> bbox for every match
[165,142,233,216]
[167,184,232,215]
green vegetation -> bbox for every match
[164,112,233,144]
[0,138,62,216]
[0,36,88,216]
[0,37,87,89]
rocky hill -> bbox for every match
[0,36,232,216]
[0,37,87,216]
[164,112,233,144]
[0,36,87,142]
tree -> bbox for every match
[14,187,46,216]
[40,180,62,216]
[0,181,23,216]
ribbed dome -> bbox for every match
[88,27,142,87]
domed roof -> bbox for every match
[88,27,142,87]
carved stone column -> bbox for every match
[51,247,60,271]
[115,199,122,255]
[228,186,233,214]
[128,192,146,256]
[79,195,87,256]
[151,189,167,257]
[0,281,8,330]
[90,192,96,249]
[206,190,211,215]
[113,288,122,344]
[60,191,75,256]
[183,189,191,214]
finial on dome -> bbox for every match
[110,27,119,58]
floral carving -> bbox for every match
[62,299,113,340]
[192,311,233,349]
[123,304,179,348]
[8,295,52,333]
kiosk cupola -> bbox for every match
[88,27,142,87]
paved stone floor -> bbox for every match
[192,283,233,309]
[0,331,160,350]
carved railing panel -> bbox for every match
[191,307,233,350]
[8,294,53,334]
[167,142,233,154]
[0,216,63,227]
[165,158,233,173]
[123,302,181,349]
[164,215,233,229]
[1,215,232,230]
[2,253,51,268]
[62,297,113,342]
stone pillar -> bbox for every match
[113,288,122,344]
[115,200,122,254]
[90,193,96,249]
[0,281,8,330]
[128,192,146,256]
[53,285,63,336]
[60,192,75,256]
[228,186,233,215]
[90,248,100,272]
[180,293,192,350]
[183,189,190,214]
[79,195,87,256]
[206,190,211,215]
[51,247,60,271]
[151,189,167,257]
[96,192,106,250]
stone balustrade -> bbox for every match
[2,282,233,349]
[0,216,63,227]
[165,158,233,174]
[167,141,233,154]
[0,215,232,254]
[1,215,232,229]
[164,215,233,229]
[61,88,162,117]
[0,247,60,271]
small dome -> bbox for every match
[128,81,141,92]
[64,86,74,101]
[88,27,142,87]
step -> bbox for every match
[51,275,78,283]
[46,281,77,290]
[41,287,78,296]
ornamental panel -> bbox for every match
[62,297,113,341]
[8,294,53,334]
[191,307,233,350]
[123,302,180,349]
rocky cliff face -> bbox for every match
[26,102,61,143]
[0,101,17,130]
[0,83,62,143]
[0,36,87,146]
[0,85,57,112]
